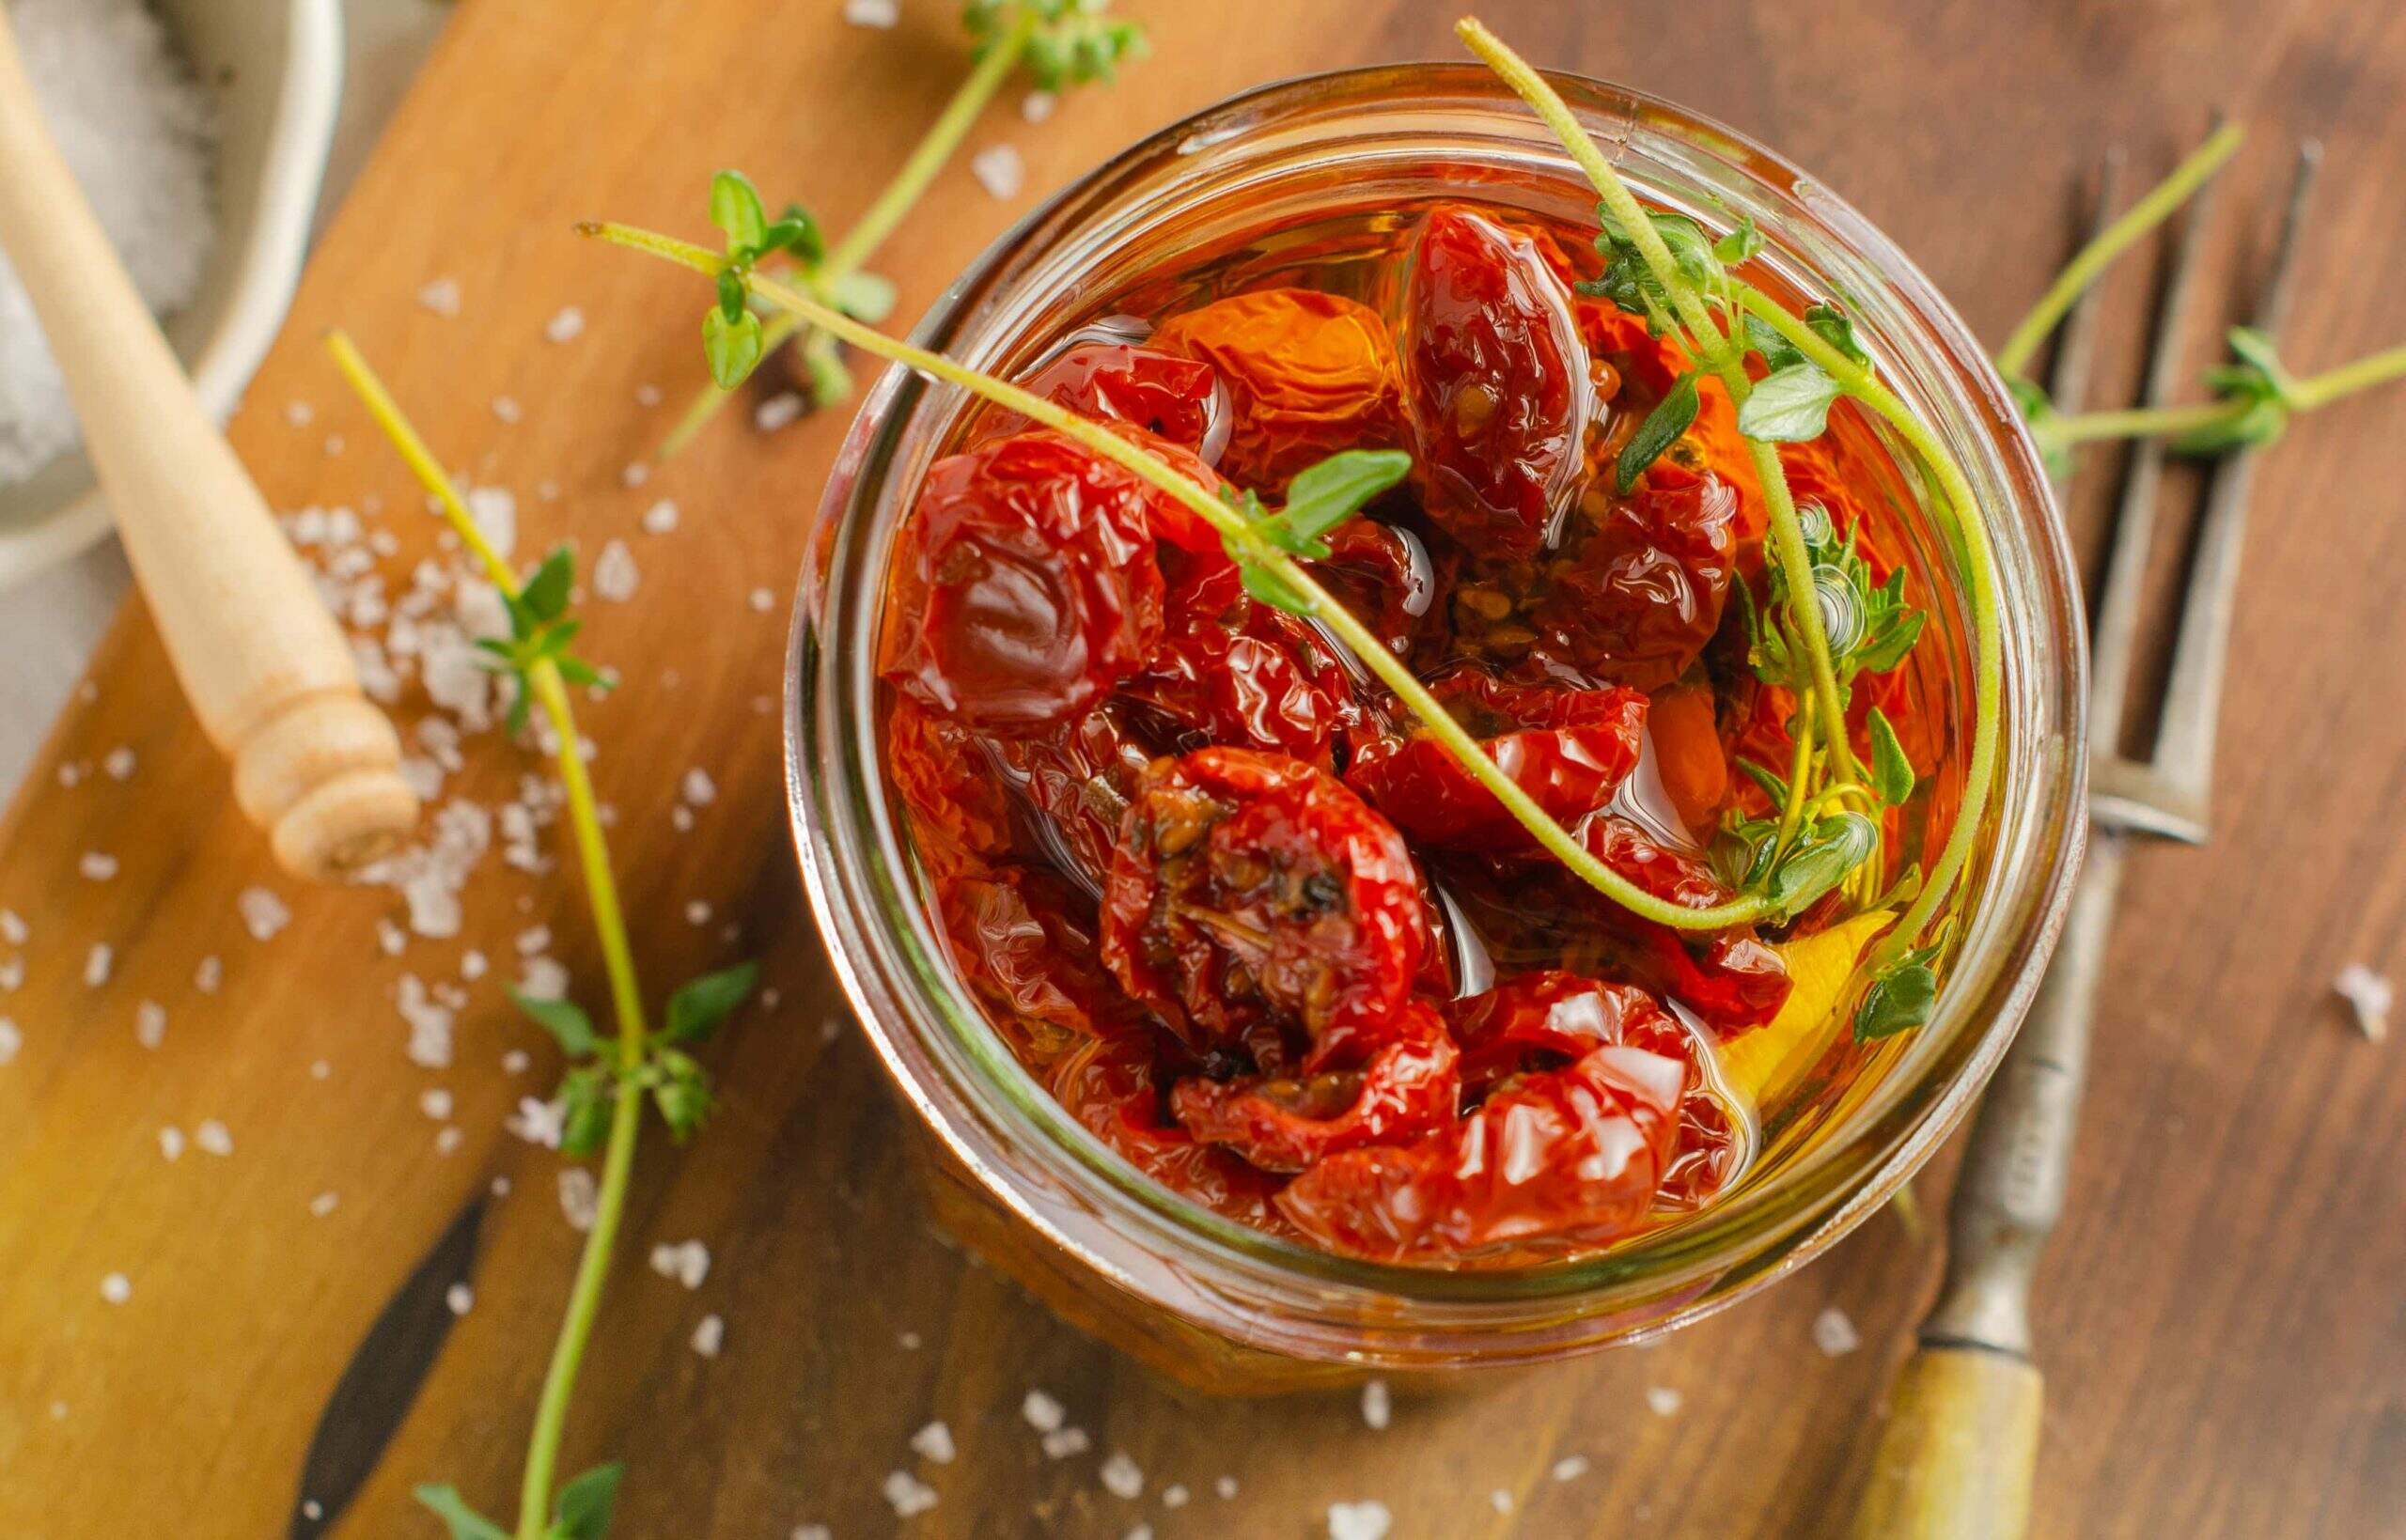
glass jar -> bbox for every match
[787,63,2086,1390]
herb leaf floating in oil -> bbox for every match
[657,0,1148,459]
[328,334,762,1540]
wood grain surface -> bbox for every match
[4,1,2404,1535]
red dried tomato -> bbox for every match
[1646,677,1728,834]
[936,865,1132,1057]
[1051,1034,1288,1229]
[884,697,1015,876]
[883,429,1170,734]
[1398,206,1591,558]
[974,341,1226,459]
[1345,666,1648,848]
[1170,1000,1459,1172]
[1303,517,1434,659]
[1116,568,1360,772]
[1275,1039,1687,1263]
[1581,817,1792,1030]
[1150,288,1399,492]
[1100,748,1430,1050]
[987,703,1158,893]
[1523,459,1739,692]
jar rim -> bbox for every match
[788,62,2087,1347]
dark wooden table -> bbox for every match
[3,1,2402,1535]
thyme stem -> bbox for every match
[583,218,1802,931]
[327,333,652,1540]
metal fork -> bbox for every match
[1850,137,2320,1540]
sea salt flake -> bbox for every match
[792,1528,831,1540]
[460,949,488,982]
[1022,90,1057,123]
[1488,1489,1512,1514]
[285,400,315,427]
[1647,1385,1683,1417]
[302,1501,323,1522]
[545,305,586,343]
[378,918,408,957]
[492,396,523,424]
[755,391,805,432]
[691,1312,726,1358]
[435,1125,464,1155]
[2335,962,2392,1042]
[1328,1501,1392,1540]
[0,957,21,992]
[897,1330,922,1349]
[100,1273,132,1305]
[1360,1377,1391,1430]
[502,1049,531,1075]
[79,851,117,880]
[620,460,649,489]
[635,382,664,407]
[417,276,462,316]
[445,1282,475,1316]
[642,498,680,534]
[1813,1306,1861,1357]
[238,886,291,941]
[309,1190,338,1217]
[1163,1485,1189,1508]
[1216,1476,1240,1501]
[648,1239,711,1289]
[0,910,24,945]
[882,1468,936,1517]
[558,1167,599,1230]
[310,1059,332,1081]
[510,1096,567,1148]
[1041,1426,1090,1459]
[420,1087,455,1121]
[518,956,570,1002]
[195,1119,233,1157]
[1100,1451,1144,1500]
[670,806,695,833]
[398,974,457,1068]
[517,926,553,957]
[911,1420,957,1464]
[323,434,345,456]
[3,1016,25,1065]
[593,539,639,601]
[685,900,711,926]
[1551,1455,1591,1483]
[681,768,717,806]
[84,943,112,988]
[465,486,517,559]
[102,746,135,780]
[194,955,222,993]
[843,0,900,26]
[971,144,1025,200]
[133,1001,165,1049]
[750,586,775,613]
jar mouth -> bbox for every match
[789,64,2086,1331]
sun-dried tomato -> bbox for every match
[1116,568,1360,772]
[987,703,1158,894]
[1346,666,1648,848]
[1303,517,1434,659]
[1150,288,1399,492]
[1170,1000,1459,1172]
[884,697,1016,877]
[1275,1039,1686,1263]
[935,864,1133,1059]
[1398,206,1591,558]
[883,429,1174,734]
[1646,677,1728,834]
[1101,748,1430,1051]
[974,341,1226,459]
[1524,459,1739,692]
[1581,817,1792,1030]
[1051,1034,1288,1230]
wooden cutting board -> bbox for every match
[6,0,2406,1535]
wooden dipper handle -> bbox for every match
[1851,1343,2042,1540]
[0,10,417,879]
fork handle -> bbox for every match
[0,8,418,879]
[1851,1345,2041,1540]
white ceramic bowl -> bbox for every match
[0,0,342,587]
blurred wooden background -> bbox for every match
[2,0,2403,1535]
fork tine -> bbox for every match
[2086,123,2231,746]
[2147,142,2323,797]
[2046,149,2127,442]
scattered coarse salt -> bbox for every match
[1124,1527,1154,1540]
[685,900,711,926]
[558,1167,599,1231]
[1646,1385,1683,1417]
[1550,1454,1591,1483]
[518,955,570,1002]
[882,1468,936,1517]
[285,400,314,428]
[1328,1501,1392,1540]
[78,851,117,880]
[670,806,695,833]
[1021,90,1057,123]
[641,498,680,535]
[378,918,408,957]
[434,1126,464,1156]
[310,1059,332,1081]
[517,925,553,957]
[691,1312,726,1358]
[648,1239,711,1289]
[1022,1389,1065,1432]
[593,539,639,602]
[0,958,20,992]
[544,305,586,343]
[0,910,24,946]
[620,460,649,489]
[1488,1489,1512,1514]
[897,1329,922,1349]
[1162,1484,1189,1509]
[971,144,1025,201]
[911,1421,957,1464]
[420,1087,455,1121]
[1360,1377,1391,1430]
[1099,1451,1144,1500]
[755,391,805,432]
[634,382,664,407]
[238,886,291,941]
[102,746,135,780]
[158,1127,184,1160]
[492,396,523,424]
[323,434,344,456]
[58,762,81,787]
[195,1119,232,1157]
[194,955,222,994]
[0,1018,20,1066]
[1216,1476,1240,1501]
[502,1049,531,1076]
[84,942,112,988]
[1813,1305,1862,1357]
[302,1501,323,1522]
[445,1282,475,1316]
[792,1528,831,1540]
[465,486,517,559]
[749,586,775,613]
[133,1001,165,1050]
[1041,1426,1090,1460]
[398,973,457,1068]
[2335,963,2392,1043]
[510,1095,567,1148]
[309,1190,338,1218]
[843,0,900,26]
[417,276,462,317]
[681,768,717,806]
[460,949,488,982]
[100,1272,132,1305]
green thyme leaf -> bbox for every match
[1744,314,1804,373]
[1259,448,1413,555]
[709,170,768,254]
[557,1066,614,1158]
[1738,361,1844,443]
[1616,370,1700,491]
[1867,705,1914,804]
[662,960,761,1047]
[414,1486,508,1540]
[1713,214,1763,266]
[1804,302,1869,366]
[1851,608,1926,677]
[649,1049,713,1141]
[702,306,765,390]
[518,546,576,629]
[1734,756,1790,807]
[1237,560,1316,614]
[509,989,600,1059]
[553,1462,626,1540]
[1767,811,1878,917]
[714,268,749,325]
[758,205,824,265]
[1854,958,1939,1040]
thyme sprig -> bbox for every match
[657,0,1146,459]
[328,334,761,1540]
[583,218,1869,932]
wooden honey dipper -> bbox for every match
[0,8,418,879]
